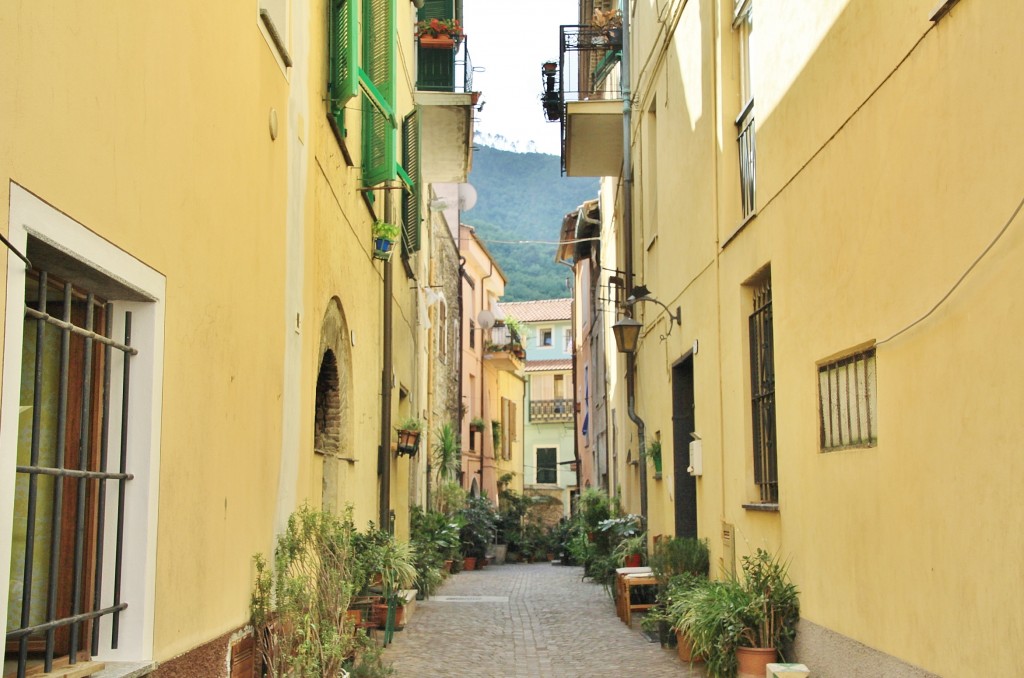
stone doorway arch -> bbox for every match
[316,298,353,512]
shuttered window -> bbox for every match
[401,110,421,254]
[536,448,557,484]
[328,0,358,131]
[500,398,510,460]
[361,0,396,187]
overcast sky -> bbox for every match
[463,0,579,155]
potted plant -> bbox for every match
[591,8,622,47]
[458,495,496,571]
[365,533,417,630]
[612,532,647,568]
[416,18,463,49]
[432,422,461,510]
[251,505,366,677]
[674,549,799,678]
[469,416,485,432]
[371,220,400,261]
[650,537,709,658]
[395,417,422,457]
[648,440,663,476]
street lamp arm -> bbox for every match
[626,295,681,336]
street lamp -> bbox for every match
[612,315,642,353]
[613,286,681,353]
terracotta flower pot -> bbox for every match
[463,556,477,571]
[443,559,453,573]
[419,34,456,49]
[736,646,777,678]
[675,630,704,663]
[624,554,642,568]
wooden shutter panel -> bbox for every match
[401,110,421,254]
[418,0,453,22]
[501,397,510,460]
[329,0,358,127]
[361,0,396,187]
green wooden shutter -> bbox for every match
[417,0,453,22]
[401,110,420,254]
[329,0,358,128]
[361,0,396,187]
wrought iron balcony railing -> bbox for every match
[541,25,623,174]
[530,399,574,423]
[485,324,525,359]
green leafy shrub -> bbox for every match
[250,505,362,677]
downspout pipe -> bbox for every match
[479,260,495,499]
[556,259,582,492]
[379,186,394,531]
[620,0,648,527]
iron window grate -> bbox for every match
[819,348,877,451]
[6,270,135,677]
[749,278,777,503]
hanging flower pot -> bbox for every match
[416,18,462,49]
[395,417,423,457]
[372,221,400,261]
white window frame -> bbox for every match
[258,0,292,71]
[539,327,553,348]
[0,184,165,665]
[563,328,573,353]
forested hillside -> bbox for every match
[463,145,599,301]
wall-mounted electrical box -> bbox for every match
[688,433,703,477]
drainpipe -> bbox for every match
[620,1,648,527]
[479,260,494,500]
[458,251,467,490]
[379,186,394,531]
[557,258,582,493]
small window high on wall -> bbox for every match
[819,348,877,451]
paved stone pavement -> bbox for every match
[382,562,706,677]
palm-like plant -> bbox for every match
[433,421,460,484]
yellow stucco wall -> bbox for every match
[1,0,430,664]
[610,0,1024,674]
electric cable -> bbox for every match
[877,192,1024,345]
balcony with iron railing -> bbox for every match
[530,399,575,423]
[415,35,478,184]
[417,35,475,94]
[540,23,624,177]
[484,323,526,372]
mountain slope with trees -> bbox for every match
[463,145,599,301]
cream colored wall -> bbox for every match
[621,0,1024,674]
[0,0,431,664]
[495,370,526,496]
[0,3,290,661]
[300,0,422,543]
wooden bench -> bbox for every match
[615,567,657,628]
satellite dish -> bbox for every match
[458,183,478,212]
[477,309,496,330]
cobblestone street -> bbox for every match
[382,562,705,677]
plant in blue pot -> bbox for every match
[372,220,400,261]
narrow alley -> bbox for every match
[383,563,704,677]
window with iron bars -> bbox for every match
[734,0,756,220]
[748,276,777,504]
[819,348,877,451]
[6,269,136,677]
